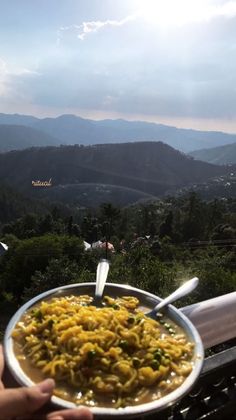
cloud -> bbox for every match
[12,68,41,76]
[58,14,137,42]
[0,58,40,101]
[193,1,236,23]
[57,1,236,45]
[214,1,236,18]
[132,0,236,29]
[0,58,9,96]
[3,1,236,127]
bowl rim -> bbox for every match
[4,282,204,418]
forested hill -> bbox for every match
[0,142,229,199]
[0,183,46,223]
[0,125,59,152]
[189,142,236,165]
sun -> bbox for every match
[136,0,208,27]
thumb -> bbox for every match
[0,378,55,420]
[0,345,4,390]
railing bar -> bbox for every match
[181,292,236,349]
[201,346,236,375]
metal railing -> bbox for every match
[142,292,236,419]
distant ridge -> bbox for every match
[0,113,38,125]
[1,112,236,152]
[0,124,59,152]
[189,142,236,165]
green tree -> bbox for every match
[0,234,84,304]
[181,192,207,241]
[38,214,54,234]
[100,203,120,239]
[159,211,173,239]
[22,256,81,302]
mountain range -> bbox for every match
[1,113,236,153]
[0,142,232,207]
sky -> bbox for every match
[0,0,236,133]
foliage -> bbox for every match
[22,257,81,302]
[0,234,84,304]
[0,193,235,334]
[0,142,229,206]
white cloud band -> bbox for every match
[59,14,137,41]
[58,0,236,43]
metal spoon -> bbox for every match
[94,259,110,306]
[147,277,199,319]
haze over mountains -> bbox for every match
[1,113,235,206]
[1,113,236,153]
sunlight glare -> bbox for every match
[137,0,210,27]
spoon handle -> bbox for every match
[152,277,199,313]
[95,259,110,299]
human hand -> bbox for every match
[0,345,93,420]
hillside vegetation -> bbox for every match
[190,142,236,165]
[0,193,235,336]
[0,124,59,152]
[0,143,229,204]
[0,182,73,224]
